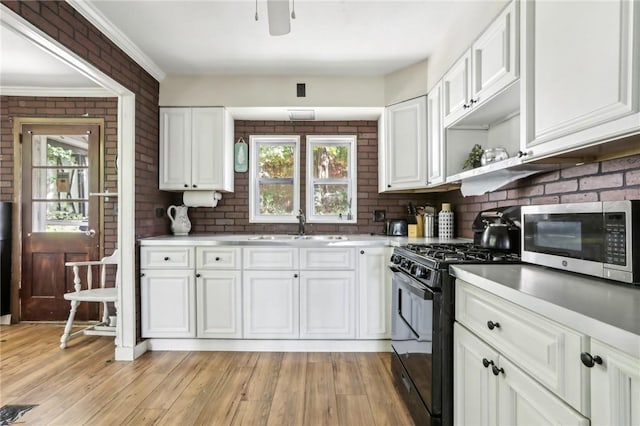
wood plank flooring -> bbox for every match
[0,324,415,425]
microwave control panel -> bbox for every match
[604,212,626,266]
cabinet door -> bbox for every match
[191,108,233,191]
[384,96,427,191]
[471,0,519,105]
[243,270,299,339]
[197,270,242,338]
[358,247,391,339]
[497,356,589,426]
[299,270,355,339]
[454,323,499,426]
[589,339,640,426]
[141,269,195,338]
[521,0,640,158]
[427,82,445,185]
[443,51,472,127]
[159,108,191,190]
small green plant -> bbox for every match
[463,144,484,170]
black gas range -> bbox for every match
[389,242,521,426]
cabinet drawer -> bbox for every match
[300,247,355,270]
[140,246,194,269]
[197,247,241,269]
[243,247,298,270]
[456,279,588,415]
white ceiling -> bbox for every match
[81,0,471,78]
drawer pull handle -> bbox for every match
[492,365,504,376]
[196,273,201,278]
[487,320,500,330]
[294,273,299,278]
[482,358,494,368]
[215,257,221,261]
[580,352,603,368]
[360,250,365,254]
[164,256,170,261]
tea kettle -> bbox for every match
[472,206,521,252]
[167,205,191,236]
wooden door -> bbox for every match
[21,123,101,321]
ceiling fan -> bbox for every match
[256,0,296,36]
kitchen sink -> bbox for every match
[249,234,348,241]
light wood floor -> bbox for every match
[0,324,415,425]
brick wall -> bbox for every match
[186,122,640,239]
[2,0,170,239]
[441,154,640,239]
[0,96,119,254]
[184,120,431,234]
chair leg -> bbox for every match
[60,300,79,349]
[101,301,110,325]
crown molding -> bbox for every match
[66,0,166,82]
[0,86,114,97]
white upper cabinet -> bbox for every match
[443,1,519,128]
[381,96,427,191]
[427,81,445,185]
[159,107,234,192]
[520,0,640,160]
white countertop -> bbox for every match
[139,233,472,247]
[451,264,640,358]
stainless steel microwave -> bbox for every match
[521,201,639,285]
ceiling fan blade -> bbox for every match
[267,0,291,36]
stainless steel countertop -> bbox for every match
[139,234,472,247]
[451,264,640,358]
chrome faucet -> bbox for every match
[296,209,306,235]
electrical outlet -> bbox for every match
[155,207,165,218]
[374,210,386,222]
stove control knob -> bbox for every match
[401,259,412,269]
[390,255,402,265]
[413,266,427,278]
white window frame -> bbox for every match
[305,135,357,224]
[249,135,300,223]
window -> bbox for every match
[306,135,357,223]
[249,135,300,223]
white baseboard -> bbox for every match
[145,339,392,352]
[115,340,149,361]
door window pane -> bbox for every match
[31,134,90,233]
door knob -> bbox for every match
[85,229,96,238]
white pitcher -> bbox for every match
[167,205,191,236]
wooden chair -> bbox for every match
[60,250,119,349]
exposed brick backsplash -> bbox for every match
[440,155,640,239]
[182,122,640,239]
[183,120,430,235]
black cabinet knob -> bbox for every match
[360,250,365,255]
[387,184,391,188]
[215,257,221,261]
[193,184,197,188]
[184,184,189,188]
[294,273,299,278]
[492,365,505,376]
[482,358,494,368]
[196,273,201,278]
[470,98,478,104]
[580,352,603,368]
[164,256,170,261]
[140,273,145,277]
[487,320,500,330]
[517,150,528,158]
[463,103,470,109]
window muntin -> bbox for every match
[249,136,300,223]
[306,135,357,223]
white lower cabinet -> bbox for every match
[454,323,589,426]
[300,270,355,339]
[358,247,391,339]
[243,270,299,339]
[196,270,242,338]
[141,269,196,338]
[588,339,640,426]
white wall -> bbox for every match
[159,75,385,107]
[383,59,429,105]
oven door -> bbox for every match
[390,266,440,419]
